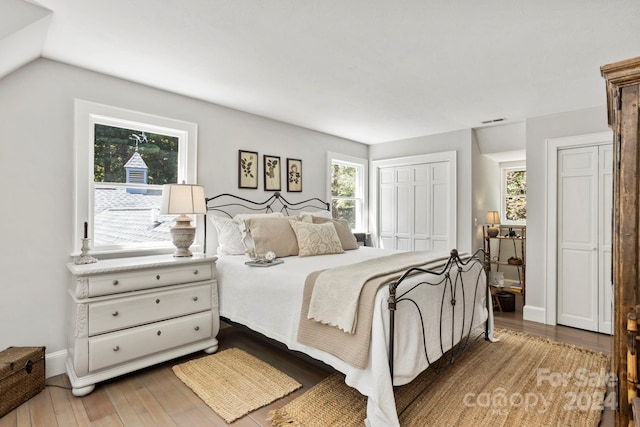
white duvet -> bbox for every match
[215,247,493,427]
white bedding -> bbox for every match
[215,247,493,427]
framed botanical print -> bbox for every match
[263,155,281,191]
[286,158,302,192]
[238,150,258,189]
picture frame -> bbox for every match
[286,158,302,192]
[263,155,281,191]
[238,150,258,189]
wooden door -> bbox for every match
[601,56,640,427]
[598,145,613,334]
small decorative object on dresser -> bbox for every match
[75,221,97,264]
[65,254,219,397]
[160,183,207,257]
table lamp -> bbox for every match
[160,183,206,257]
[486,211,501,238]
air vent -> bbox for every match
[481,117,507,124]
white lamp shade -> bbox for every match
[160,184,206,215]
[486,211,500,225]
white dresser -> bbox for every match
[66,254,219,396]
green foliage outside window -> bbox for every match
[331,163,357,228]
[505,170,526,221]
[94,124,179,184]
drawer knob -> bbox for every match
[157,331,162,336]
[112,280,119,285]
[193,269,199,275]
[194,326,200,331]
[156,299,160,304]
[112,311,119,317]
[156,275,160,280]
[113,346,120,352]
[192,296,199,302]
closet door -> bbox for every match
[378,168,395,249]
[557,146,599,331]
[377,162,450,251]
[557,144,612,333]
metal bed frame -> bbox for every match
[205,192,491,384]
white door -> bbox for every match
[557,144,612,333]
[377,161,451,251]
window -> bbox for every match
[327,152,367,231]
[501,162,526,224]
[75,100,198,255]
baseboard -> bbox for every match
[523,305,546,324]
[46,349,68,378]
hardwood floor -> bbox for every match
[1,298,613,427]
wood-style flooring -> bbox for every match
[0,295,613,427]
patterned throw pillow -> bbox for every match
[289,220,344,257]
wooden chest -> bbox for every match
[0,347,46,417]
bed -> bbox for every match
[205,192,493,427]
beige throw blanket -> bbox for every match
[307,251,449,333]
[298,251,452,369]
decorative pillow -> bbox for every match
[299,210,333,220]
[288,220,344,257]
[310,217,359,250]
[243,217,299,258]
[209,215,245,255]
[234,212,285,253]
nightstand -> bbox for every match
[66,254,219,396]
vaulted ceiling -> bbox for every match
[3,0,639,144]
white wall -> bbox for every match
[524,106,610,323]
[471,132,501,252]
[0,58,367,375]
[369,129,476,253]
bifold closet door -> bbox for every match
[557,144,612,333]
[377,162,450,251]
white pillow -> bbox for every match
[210,216,245,255]
[299,210,333,219]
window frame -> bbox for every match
[500,161,526,226]
[74,100,199,256]
[326,152,368,232]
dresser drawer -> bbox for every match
[88,284,212,336]
[88,264,213,297]
[88,311,212,372]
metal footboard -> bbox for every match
[387,248,490,379]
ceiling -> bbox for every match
[3,0,639,144]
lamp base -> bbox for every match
[170,215,196,257]
[487,226,500,238]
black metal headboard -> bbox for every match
[204,192,330,253]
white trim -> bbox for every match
[74,99,199,255]
[326,152,368,232]
[46,349,68,378]
[545,131,612,325]
[370,151,457,249]
[523,305,546,324]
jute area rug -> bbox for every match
[172,348,301,423]
[269,329,611,427]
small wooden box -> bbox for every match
[0,347,46,417]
